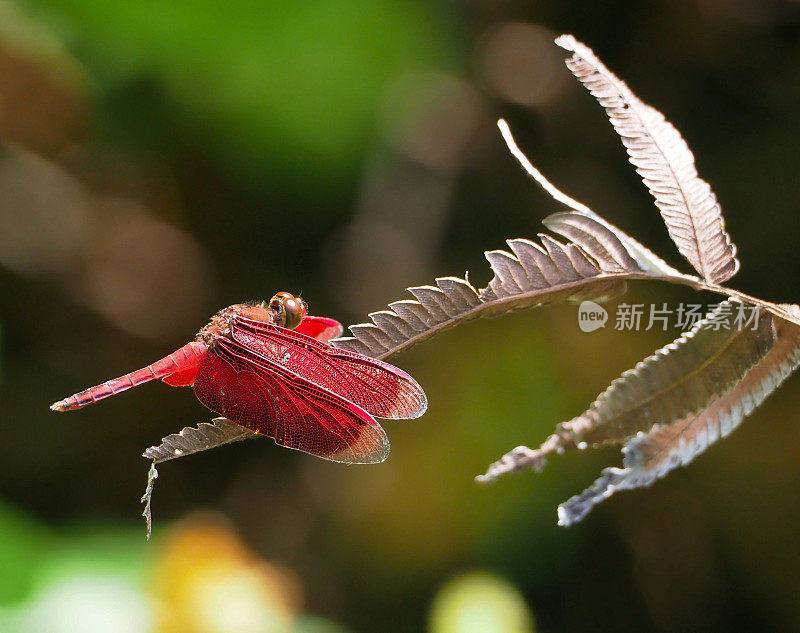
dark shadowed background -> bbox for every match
[2,1,800,631]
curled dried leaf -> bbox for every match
[141,461,158,541]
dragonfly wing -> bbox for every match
[295,316,343,343]
[193,338,389,464]
[162,364,200,387]
[232,317,427,419]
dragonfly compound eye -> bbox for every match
[268,292,306,329]
[282,295,306,330]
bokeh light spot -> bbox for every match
[428,571,535,633]
[476,22,568,109]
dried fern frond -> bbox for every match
[497,119,685,279]
[556,35,739,284]
[554,301,776,450]
[140,418,260,535]
[331,212,667,360]
[477,301,780,483]
[143,417,259,464]
[557,305,800,524]
[478,303,800,523]
[331,276,482,360]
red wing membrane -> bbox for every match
[193,338,389,464]
[295,316,343,343]
[162,364,200,387]
[231,317,427,419]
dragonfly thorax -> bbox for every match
[196,292,307,344]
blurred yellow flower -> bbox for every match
[150,514,302,633]
[428,571,535,633]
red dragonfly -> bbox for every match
[51,292,427,463]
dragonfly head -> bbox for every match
[266,292,307,330]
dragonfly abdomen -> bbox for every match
[50,341,207,411]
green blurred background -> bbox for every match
[2,0,800,631]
